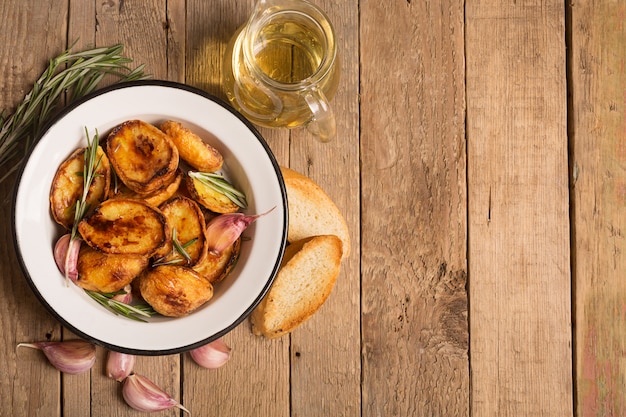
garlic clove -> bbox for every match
[189,338,231,369]
[17,340,96,374]
[122,373,189,414]
[106,350,135,382]
[205,207,275,255]
[53,234,70,273]
[64,238,81,283]
[112,284,133,304]
[53,234,81,284]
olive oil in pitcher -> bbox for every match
[222,0,339,140]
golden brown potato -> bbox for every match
[75,245,148,293]
[153,196,207,266]
[185,174,240,214]
[111,169,183,207]
[77,198,169,256]
[50,146,111,229]
[192,237,241,284]
[106,120,179,194]
[138,265,213,317]
[159,120,223,172]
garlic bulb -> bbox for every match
[17,340,96,374]
[205,207,274,255]
[189,338,231,369]
[122,373,189,414]
[106,350,135,382]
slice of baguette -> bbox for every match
[281,166,351,258]
[250,235,343,338]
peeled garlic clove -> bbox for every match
[17,340,96,374]
[123,373,189,414]
[189,338,231,369]
[205,207,275,255]
[106,350,135,382]
[53,234,81,283]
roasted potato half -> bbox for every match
[77,198,169,256]
[111,168,183,207]
[106,120,179,194]
[50,146,111,229]
[185,173,240,214]
[76,245,149,293]
[153,196,208,266]
[159,120,223,172]
[138,265,213,317]
[193,237,241,284]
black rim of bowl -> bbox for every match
[11,79,288,356]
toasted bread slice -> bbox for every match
[250,235,343,338]
[280,167,350,258]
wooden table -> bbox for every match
[0,1,623,416]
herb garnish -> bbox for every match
[152,228,198,267]
[0,43,149,184]
[188,171,247,208]
[85,290,156,322]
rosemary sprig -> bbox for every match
[152,229,198,267]
[70,128,102,240]
[0,43,149,184]
[188,171,247,208]
[85,290,155,323]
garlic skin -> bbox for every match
[189,338,231,369]
[112,284,133,304]
[17,340,96,374]
[205,207,275,255]
[106,350,135,382]
[122,373,189,414]
[53,234,81,283]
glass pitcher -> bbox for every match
[222,0,340,142]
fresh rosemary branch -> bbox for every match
[0,43,149,184]
[188,171,247,208]
[85,290,156,323]
[70,128,102,241]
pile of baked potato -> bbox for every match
[50,119,244,317]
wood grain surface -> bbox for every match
[570,2,626,416]
[466,1,573,416]
[360,1,468,416]
[0,0,625,416]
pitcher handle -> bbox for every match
[303,88,336,143]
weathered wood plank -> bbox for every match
[360,1,468,416]
[287,0,361,415]
[569,2,626,415]
[67,2,181,416]
[0,2,69,417]
[466,1,572,415]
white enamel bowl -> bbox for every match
[12,81,287,355]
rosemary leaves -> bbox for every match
[0,43,149,184]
